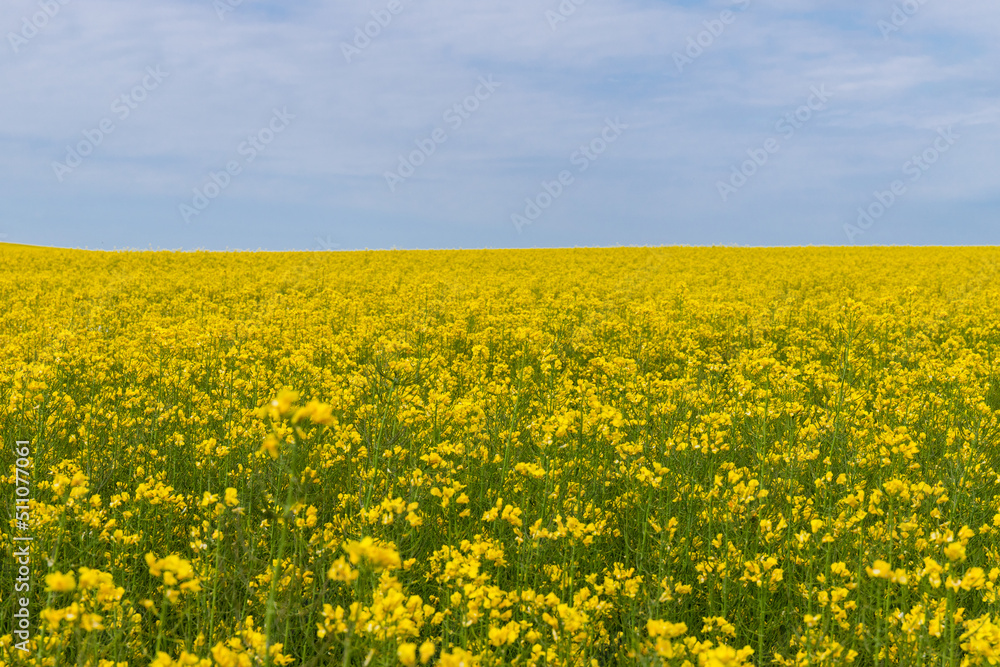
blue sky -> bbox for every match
[1,0,998,250]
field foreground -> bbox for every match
[2,246,1000,666]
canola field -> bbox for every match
[2,245,1000,667]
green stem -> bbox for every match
[264,425,300,667]
[155,594,169,656]
[948,586,957,667]
[264,475,295,667]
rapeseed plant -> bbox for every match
[1,246,999,665]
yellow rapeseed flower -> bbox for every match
[45,571,76,593]
[397,642,417,667]
[945,542,967,562]
[419,640,436,664]
[343,537,401,571]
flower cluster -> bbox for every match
[2,246,1000,665]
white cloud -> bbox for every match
[0,0,998,248]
